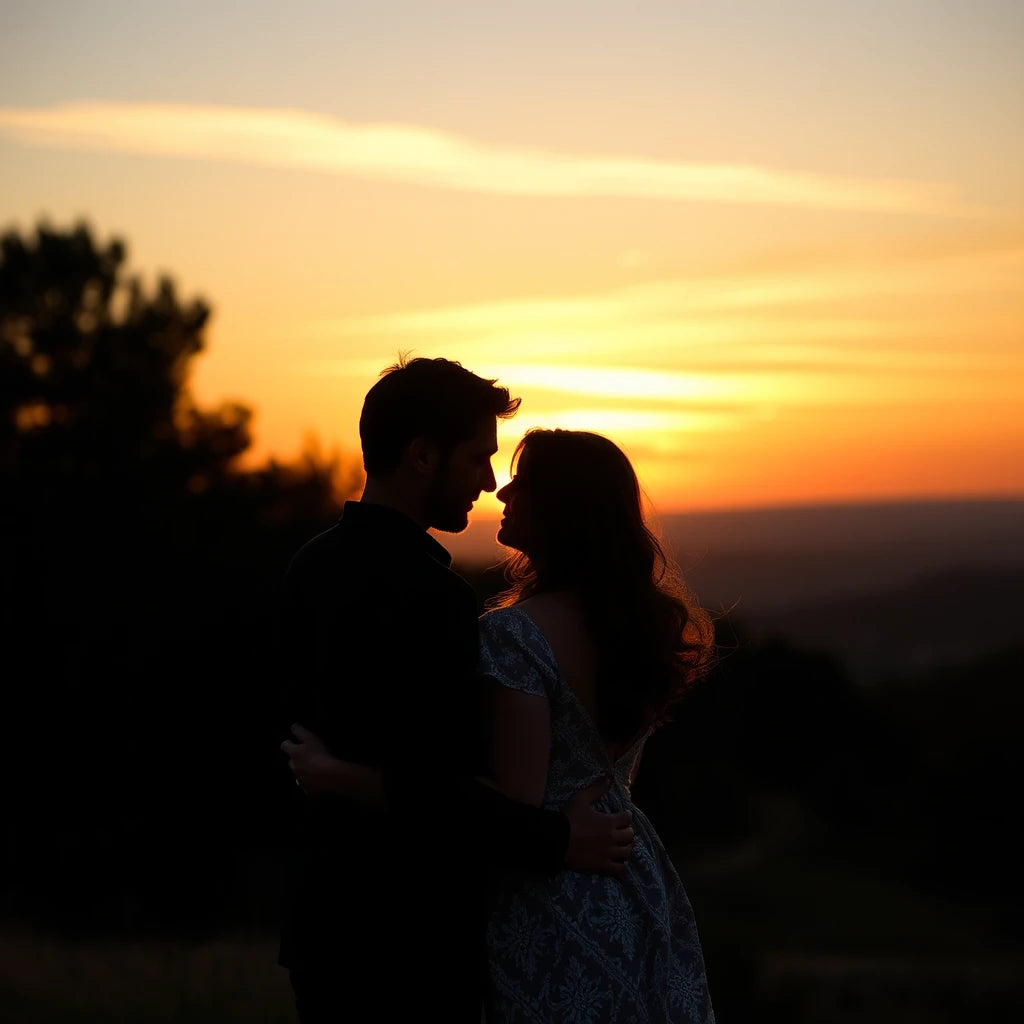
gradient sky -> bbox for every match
[2,0,1022,514]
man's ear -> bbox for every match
[404,436,440,477]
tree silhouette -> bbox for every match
[1,222,254,498]
[0,221,360,933]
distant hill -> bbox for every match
[441,498,1024,683]
[665,498,1024,613]
[743,565,1024,683]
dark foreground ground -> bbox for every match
[4,818,1021,1024]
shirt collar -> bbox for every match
[340,500,454,568]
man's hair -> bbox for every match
[359,356,520,474]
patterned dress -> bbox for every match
[479,606,715,1024]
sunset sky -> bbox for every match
[2,1,1022,515]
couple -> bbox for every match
[277,356,716,1022]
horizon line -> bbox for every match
[451,491,1024,527]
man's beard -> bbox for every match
[424,469,470,534]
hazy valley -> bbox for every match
[443,498,1024,683]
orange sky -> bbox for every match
[1,3,1022,513]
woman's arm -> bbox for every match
[281,724,385,807]
[490,681,551,807]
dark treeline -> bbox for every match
[2,224,1021,990]
[1,222,354,935]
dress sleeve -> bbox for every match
[479,610,553,699]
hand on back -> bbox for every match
[564,777,634,877]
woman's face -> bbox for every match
[495,458,536,555]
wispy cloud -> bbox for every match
[0,100,976,215]
[302,239,1024,369]
[288,235,1023,451]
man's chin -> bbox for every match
[431,512,470,534]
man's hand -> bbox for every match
[281,723,336,795]
[564,777,634,877]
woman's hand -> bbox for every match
[280,724,386,806]
[281,723,340,794]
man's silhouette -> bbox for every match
[277,357,632,1022]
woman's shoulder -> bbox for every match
[480,601,557,640]
[479,604,532,644]
[479,605,557,664]
[479,603,521,625]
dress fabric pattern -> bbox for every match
[479,607,715,1024]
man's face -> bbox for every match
[424,417,499,533]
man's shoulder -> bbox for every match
[286,521,350,575]
[287,511,397,565]
[284,518,475,602]
[414,558,479,610]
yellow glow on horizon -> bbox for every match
[316,240,1023,347]
[207,229,1024,512]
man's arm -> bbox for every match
[283,721,634,874]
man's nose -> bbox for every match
[482,463,497,493]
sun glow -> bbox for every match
[261,229,1024,511]
[2,5,1021,513]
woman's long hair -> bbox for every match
[489,429,715,746]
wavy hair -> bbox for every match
[489,429,715,745]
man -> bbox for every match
[277,357,633,1022]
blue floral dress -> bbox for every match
[479,606,715,1024]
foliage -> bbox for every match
[0,222,359,934]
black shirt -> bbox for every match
[277,501,568,1012]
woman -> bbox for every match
[288,429,716,1022]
